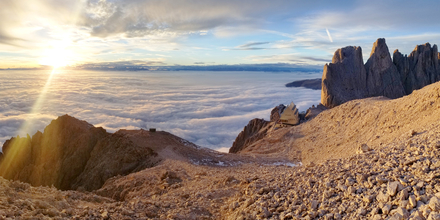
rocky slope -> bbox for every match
[234,80,440,165]
[2,117,440,219]
[322,38,440,108]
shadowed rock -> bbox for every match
[322,38,440,108]
[321,46,367,108]
[365,38,405,98]
[229,118,270,153]
[394,43,440,94]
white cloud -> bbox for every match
[0,70,321,151]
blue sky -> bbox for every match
[1,0,440,68]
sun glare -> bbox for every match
[39,47,73,68]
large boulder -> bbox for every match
[365,38,405,98]
[270,104,286,122]
[321,46,367,108]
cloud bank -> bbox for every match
[0,70,321,151]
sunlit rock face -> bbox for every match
[322,38,440,108]
[0,115,159,191]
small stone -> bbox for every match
[409,195,417,208]
[377,191,390,203]
[388,181,401,196]
[388,213,403,220]
[429,197,440,212]
[428,212,440,220]
[395,207,409,218]
[310,200,319,210]
[383,204,392,215]
[371,214,382,220]
[357,207,367,216]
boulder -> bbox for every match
[270,104,286,122]
[365,38,405,98]
[321,46,367,108]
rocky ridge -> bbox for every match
[0,115,233,191]
[285,78,322,90]
[322,38,440,108]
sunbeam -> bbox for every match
[0,68,57,178]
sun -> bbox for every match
[39,47,73,68]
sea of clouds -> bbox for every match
[0,70,321,152]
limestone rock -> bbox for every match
[365,38,405,98]
[321,38,440,108]
[0,115,108,190]
[321,46,367,108]
[270,104,286,122]
[429,197,440,212]
[229,118,269,153]
[393,43,440,94]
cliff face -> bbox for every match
[321,46,367,108]
[322,38,440,108]
[394,43,440,94]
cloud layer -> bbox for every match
[0,70,321,151]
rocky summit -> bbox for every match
[322,38,440,108]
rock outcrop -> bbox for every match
[0,115,161,191]
[270,104,286,122]
[322,38,440,108]
[304,104,327,120]
[0,115,108,190]
[393,43,440,94]
[364,38,405,98]
[229,118,271,153]
[321,46,367,108]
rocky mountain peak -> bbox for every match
[323,38,440,108]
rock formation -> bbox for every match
[229,118,270,153]
[321,46,367,108]
[270,104,286,122]
[393,43,440,94]
[364,38,405,98]
[0,115,108,190]
[322,38,440,108]
[0,115,161,191]
[304,103,327,120]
